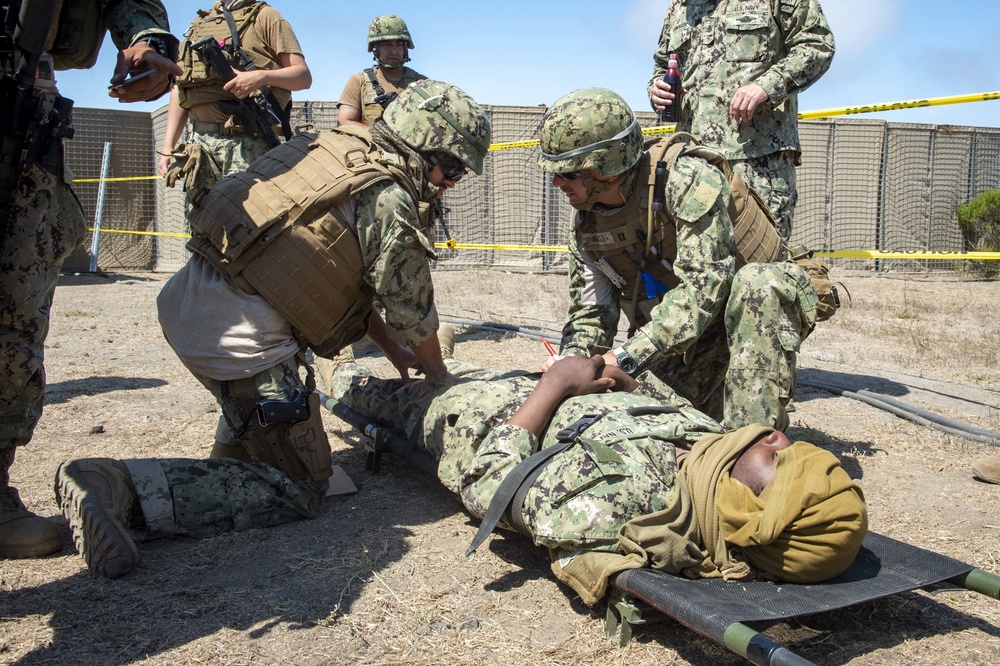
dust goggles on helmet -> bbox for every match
[539,116,640,162]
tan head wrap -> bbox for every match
[716,440,868,583]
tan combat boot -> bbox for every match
[972,456,1000,485]
[315,346,355,394]
[0,448,63,559]
[439,323,456,360]
[54,458,140,578]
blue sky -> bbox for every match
[59,0,1000,128]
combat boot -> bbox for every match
[315,346,355,394]
[54,458,140,578]
[439,323,456,360]
[0,448,62,559]
[972,456,1000,485]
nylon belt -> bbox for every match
[464,404,683,556]
[465,412,606,556]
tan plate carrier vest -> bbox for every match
[579,132,781,330]
[186,127,418,357]
[176,1,290,112]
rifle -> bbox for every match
[190,35,281,148]
[1,0,59,256]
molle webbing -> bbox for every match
[186,128,405,350]
[652,133,781,267]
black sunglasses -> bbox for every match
[555,171,582,181]
[428,153,468,182]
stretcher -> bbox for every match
[321,395,1000,666]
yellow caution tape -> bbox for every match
[71,90,1000,182]
[87,228,190,238]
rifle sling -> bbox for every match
[220,1,292,140]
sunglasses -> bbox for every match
[555,171,582,181]
[428,153,468,183]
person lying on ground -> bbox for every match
[329,331,868,604]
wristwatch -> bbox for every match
[611,346,638,376]
[136,36,169,58]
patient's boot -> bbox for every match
[315,346,355,393]
[54,458,140,578]
[439,323,456,360]
[972,456,1000,484]
[0,449,63,559]
[208,440,254,462]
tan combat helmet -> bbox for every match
[383,80,492,175]
[368,14,414,67]
[538,87,644,178]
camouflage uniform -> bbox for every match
[138,80,490,538]
[1,1,175,557]
[540,89,817,432]
[649,0,835,242]
[337,14,426,126]
[332,360,724,551]
[169,0,305,192]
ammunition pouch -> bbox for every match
[242,392,332,483]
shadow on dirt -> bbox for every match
[44,377,168,405]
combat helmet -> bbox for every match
[538,88,643,178]
[368,14,414,51]
[384,80,492,175]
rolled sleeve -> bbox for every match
[355,183,439,348]
[103,0,175,51]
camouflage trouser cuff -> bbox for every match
[122,459,176,536]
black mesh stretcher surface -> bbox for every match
[322,397,1000,666]
[614,531,972,635]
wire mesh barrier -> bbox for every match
[63,100,1000,275]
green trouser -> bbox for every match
[125,357,327,537]
[1,163,85,460]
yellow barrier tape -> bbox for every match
[815,250,1000,261]
[85,227,1000,260]
[87,227,190,238]
[70,90,1000,182]
[74,175,162,183]
[435,242,569,252]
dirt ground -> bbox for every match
[1,268,999,666]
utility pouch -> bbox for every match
[790,245,847,322]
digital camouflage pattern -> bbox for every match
[561,148,817,431]
[649,0,834,160]
[180,129,273,192]
[0,165,86,452]
[538,88,644,177]
[383,80,492,175]
[353,181,440,348]
[367,14,414,50]
[331,359,725,551]
[649,0,834,242]
[49,0,176,69]
[2,0,172,461]
[124,357,324,537]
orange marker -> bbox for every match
[541,337,558,356]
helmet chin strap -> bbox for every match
[375,48,410,69]
[572,172,627,211]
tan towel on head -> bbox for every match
[716,440,868,583]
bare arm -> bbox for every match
[223,53,312,99]
[337,104,366,128]
[364,308,420,384]
[158,87,189,176]
[508,356,615,437]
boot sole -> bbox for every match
[972,467,1000,484]
[55,461,139,578]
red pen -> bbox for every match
[541,337,558,356]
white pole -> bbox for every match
[88,141,112,272]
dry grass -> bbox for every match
[1,269,999,665]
